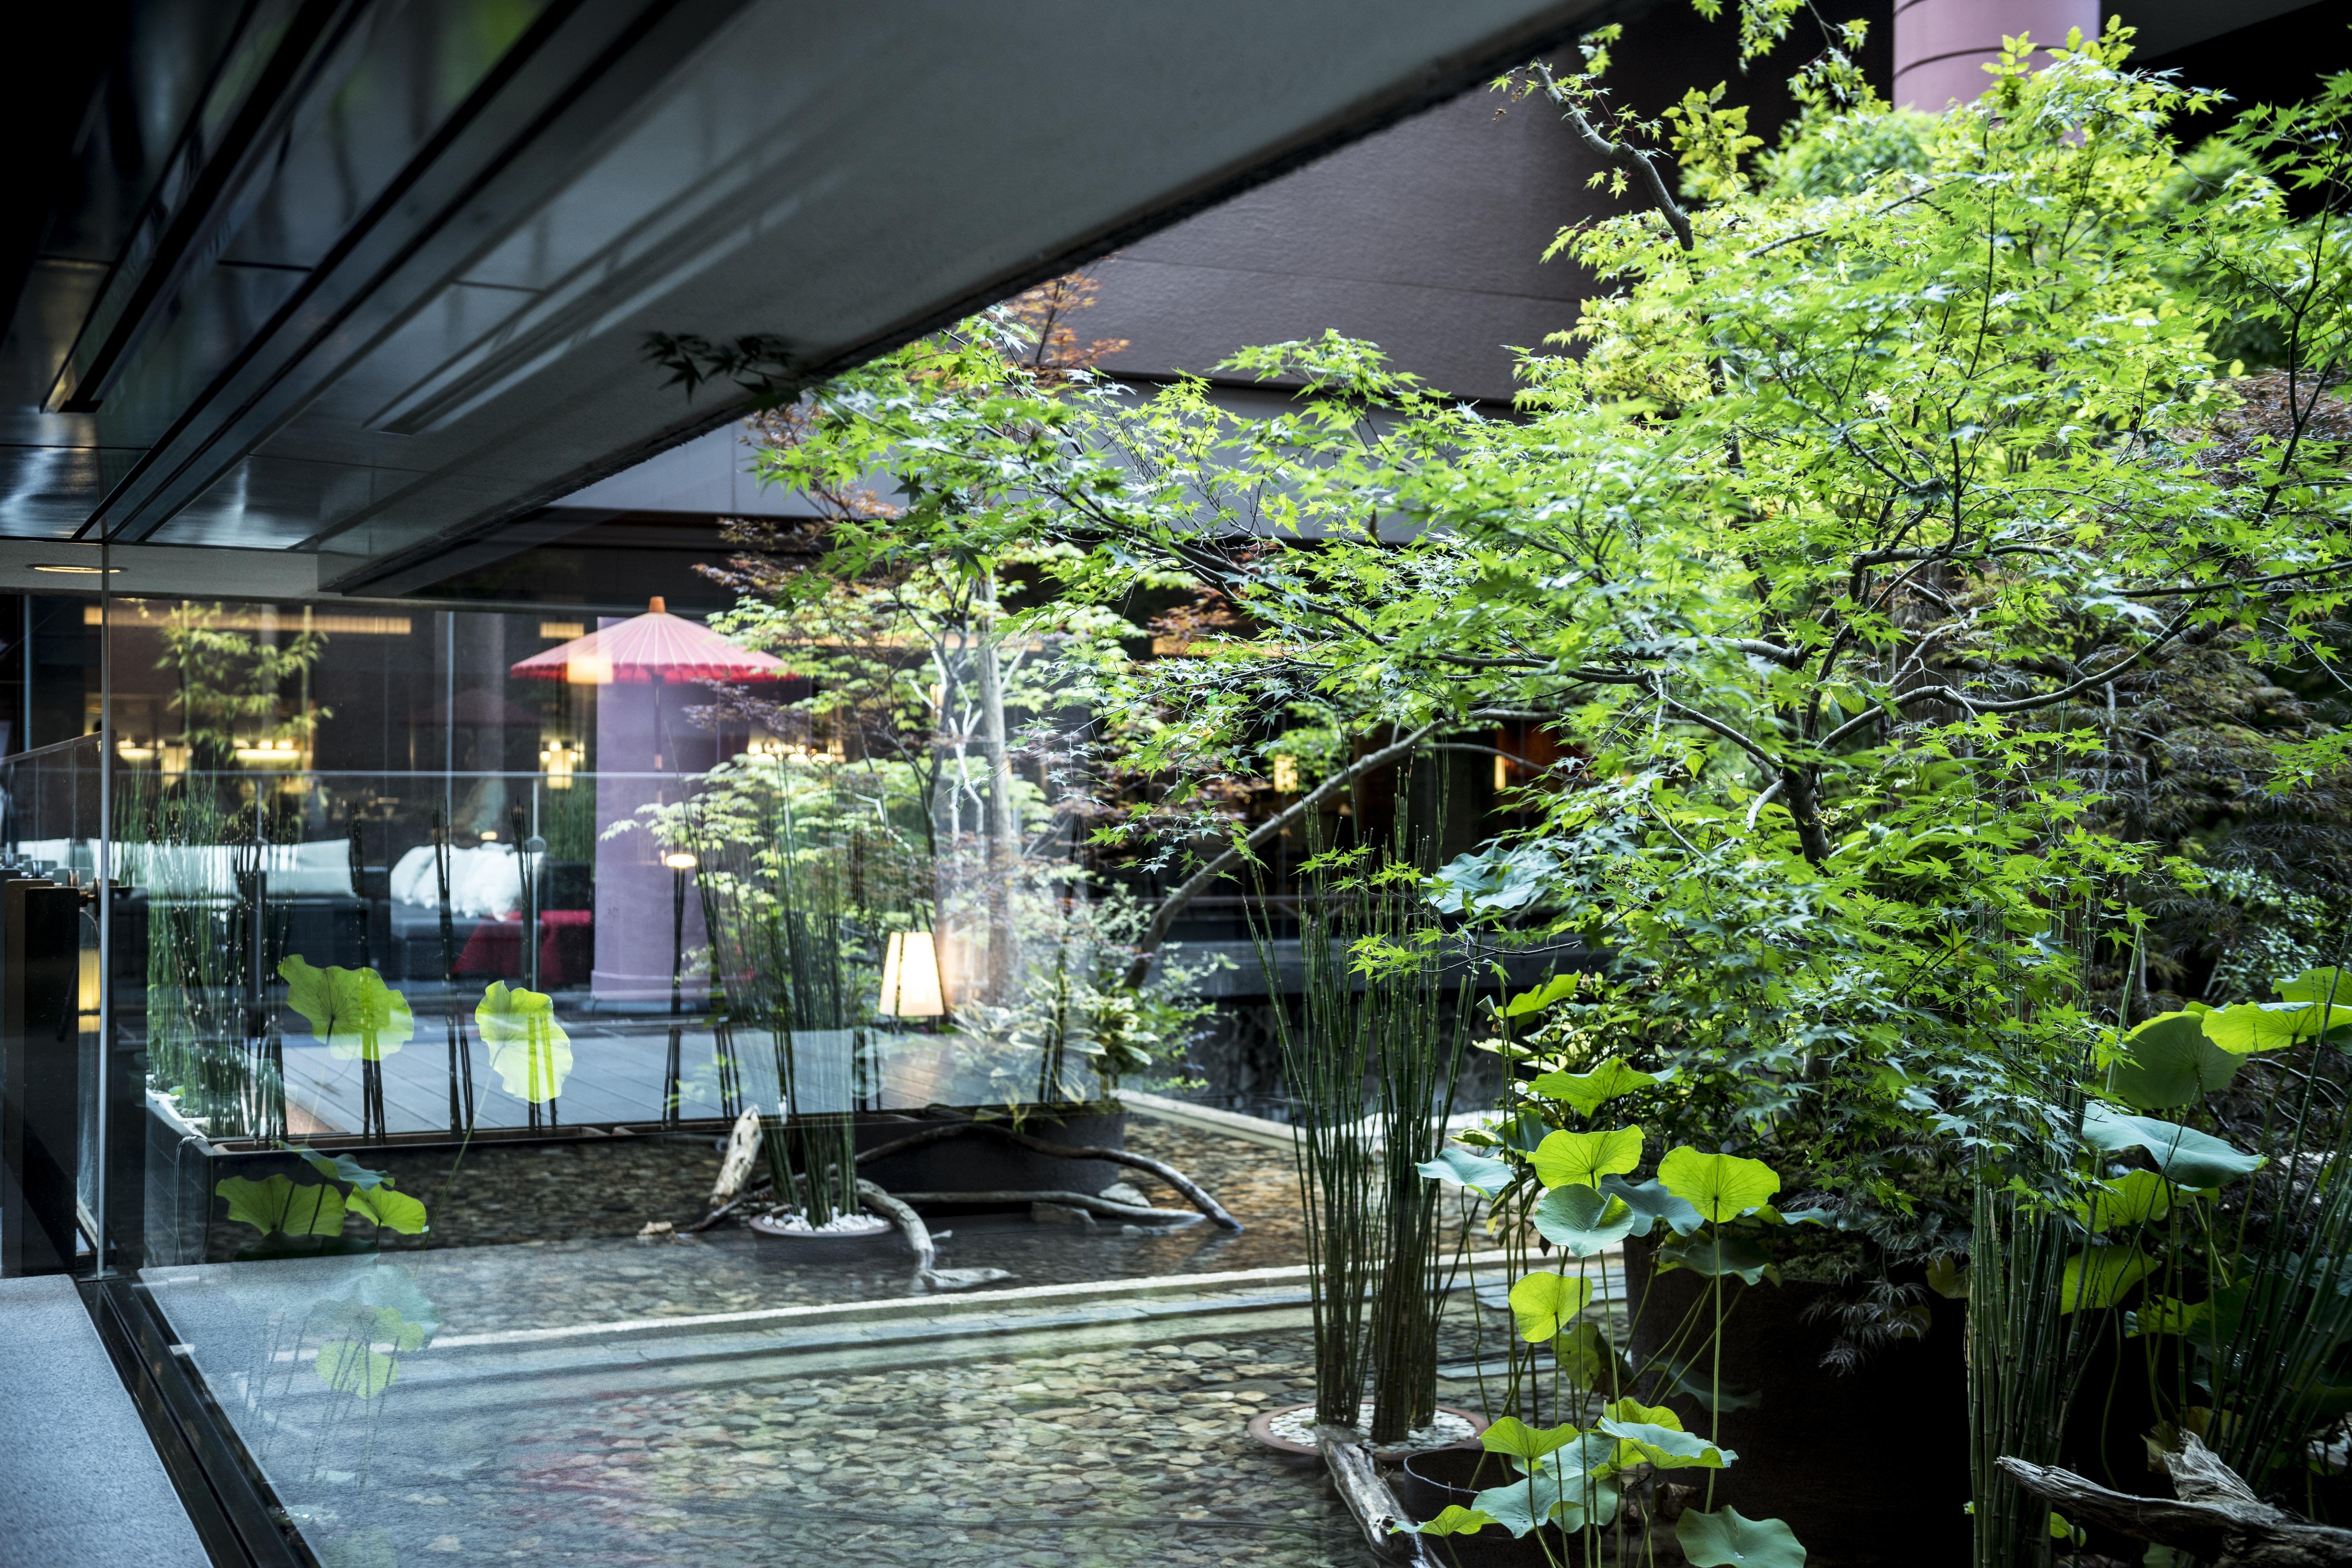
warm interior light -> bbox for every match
[566,654,613,685]
[1271,755,1299,793]
[879,930,946,1018]
[1494,754,1510,793]
[663,852,697,870]
[32,564,121,575]
[539,621,585,640]
[540,737,580,789]
[481,830,498,842]
[78,947,101,1032]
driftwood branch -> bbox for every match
[709,1105,763,1206]
[855,1119,1245,1230]
[856,1178,936,1272]
[1998,1435,2352,1567]
[1315,1427,1436,1565]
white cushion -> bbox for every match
[264,839,356,899]
[389,844,520,917]
[389,845,438,907]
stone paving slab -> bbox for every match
[0,1277,208,1568]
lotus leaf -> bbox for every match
[1528,1059,1658,1115]
[1532,1127,1644,1190]
[476,982,574,1103]
[1472,1470,1620,1538]
[2082,1169,2178,1232]
[1600,1174,1706,1237]
[2080,1104,2262,1189]
[2110,1013,2242,1108]
[2201,996,2347,1054]
[1416,1146,1517,1197]
[2127,1296,2209,1339]
[2060,1245,2156,1313]
[279,957,414,1062]
[1481,1416,1579,1463]
[296,1148,394,1190]
[1654,1228,1777,1285]
[1598,1414,1735,1470]
[1505,973,1581,1016]
[1532,1186,1639,1256]
[346,1184,429,1235]
[1407,1505,1501,1537]
[218,1174,347,1238]
[314,1339,399,1397]
[1509,1270,1595,1343]
[1658,1147,1781,1223]
[1677,1507,1808,1568]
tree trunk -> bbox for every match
[974,569,1019,999]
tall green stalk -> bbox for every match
[1255,853,1382,1431]
[1365,885,1470,1445]
[694,771,868,1225]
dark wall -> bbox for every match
[1086,3,1893,403]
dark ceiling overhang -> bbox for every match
[0,0,1613,599]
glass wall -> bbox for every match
[6,587,1426,1568]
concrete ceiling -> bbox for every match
[0,0,1614,599]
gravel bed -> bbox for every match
[291,1329,1379,1567]
[315,1121,1313,1337]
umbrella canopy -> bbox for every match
[509,597,789,685]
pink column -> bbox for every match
[590,650,709,1006]
[1893,0,2100,112]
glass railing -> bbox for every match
[10,751,1361,1568]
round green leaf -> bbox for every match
[1532,1185,1639,1256]
[314,1339,400,1397]
[1532,1127,1645,1190]
[1677,1506,1807,1568]
[477,981,574,1103]
[1407,1505,1500,1538]
[279,958,414,1062]
[346,1184,430,1236]
[1509,1269,1595,1343]
[2080,1169,2177,1233]
[2080,1103,2262,1189]
[1658,1147,1782,1224]
[1600,1174,1705,1236]
[2059,1246,2156,1314]
[217,1174,348,1238]
[1417,1146,1517,1197]
[1528,1059,1658,1115]
[1481,1415,1579,1463]
[2110,1013,2242,1108]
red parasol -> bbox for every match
[509,597,789,685]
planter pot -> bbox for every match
[853,1105,1128,1207]
[1623,1237,1971,1568]
[1389,1447,1598,1565]
[1246,1403,1485,1457]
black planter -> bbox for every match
[1390,1447,1561,1566]
[854,1105,1128,1205]
[1623,1237,1971,1568]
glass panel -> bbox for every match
[69,593,1369,1565]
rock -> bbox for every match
[1030,1202,1095,1226]
[1098,1181,1152,1207]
